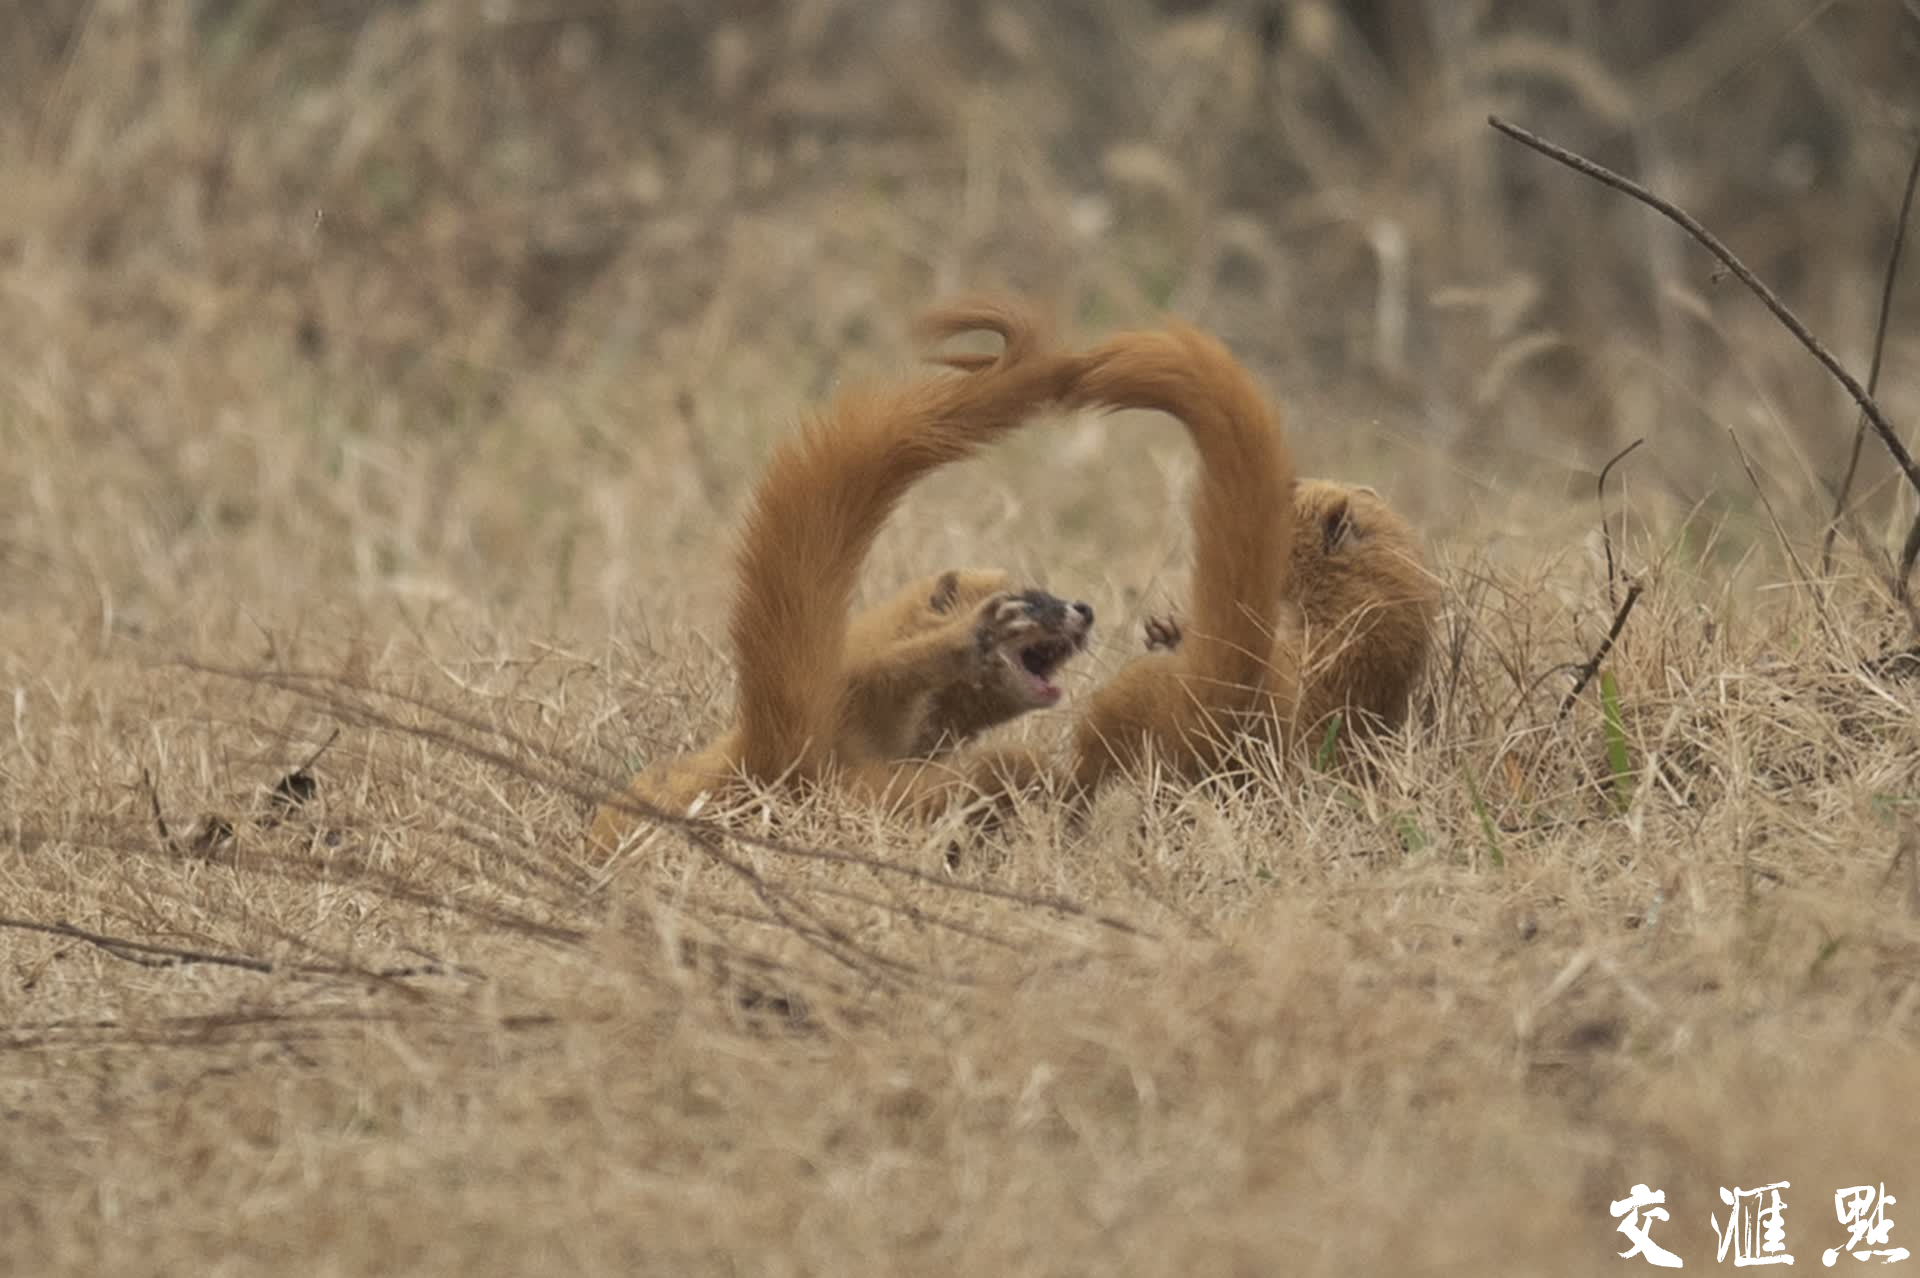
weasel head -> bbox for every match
[984,587,1097,709]
[892,569,1095,748]
[1289,480,1441,729]
[917,569,1094,709]
[1291,482,1435,617]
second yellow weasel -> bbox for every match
[1142,480,1439,751]
[1050,323,1438,794]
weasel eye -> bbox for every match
[1322,501,1355,553]
[929,571,961,612]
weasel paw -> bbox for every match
[1143,614,1183,652]
[973,592,1041,655]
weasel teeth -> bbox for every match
[1019,640,1070,677]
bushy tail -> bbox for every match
[1066,323,1295,702]
[728,298,1078,779]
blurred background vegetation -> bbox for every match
[9,13,1920,1272]
[2,1,1917,622]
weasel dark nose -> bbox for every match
[1073,602,1094,626]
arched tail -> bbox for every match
[1066,322,1295,704]
[728,298,1080,779]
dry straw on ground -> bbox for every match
[3,3,1919,1274]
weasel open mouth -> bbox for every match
[1004,636,1080,704]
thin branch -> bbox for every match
[674,821,922,991]
[290,726,341,778]
[0,916,464,991]
[1823,134,1920,578]
[1489,116,1920,505]
[181,660,1156,941]
[1596,437,1644,607]
[0,916,276,973]
[1557,582,1644,719]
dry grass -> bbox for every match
[4,2,1920,1273]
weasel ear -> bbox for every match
[1322,498,1357,553]
[929,571,961,612]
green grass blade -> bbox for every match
[1463,766,1504,869]
[1313,714,1343,772]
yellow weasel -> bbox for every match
[1142,479,1439,756]
[1050,324,1438,793]
[588,299,1092,853]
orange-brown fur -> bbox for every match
[1285,480,1438,741]
[1139,481,1439,751]
[1056,322,1299,793]
[587,300,1092,854]
[1059,327,1438,794]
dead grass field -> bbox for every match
[4,3,1920,1274]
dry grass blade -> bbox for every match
[0,915,445,999]
[0,915,278,974]
[176,660,1156,941]
[1728,426,1825,627]
[8,12,1920,1273]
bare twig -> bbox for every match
[1557,582,1644,719]
[0,916,477,994]
[1489,116,1920,505]
[179,660,1156,941]
[261,725,339,822]
[0,916,277,973]
[1823,135,1920,578]
[1596,437,1643,607]
[25,811,591,948]
[674,820,923,991]
[290,725,340,777]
